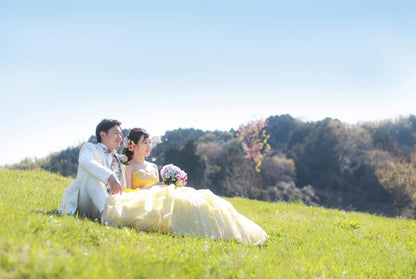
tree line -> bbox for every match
[8,114,416,218]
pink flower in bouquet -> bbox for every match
[160,164,188,188]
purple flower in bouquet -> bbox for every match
[160,164,188,188]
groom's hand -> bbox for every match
[108,175,123,195]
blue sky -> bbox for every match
[1,0,415,165]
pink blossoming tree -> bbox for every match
[237,119,271,172]
[237,119,271,198]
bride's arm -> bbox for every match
[143,163,163,189]
[125,165,133,189]
[153,163,163,185]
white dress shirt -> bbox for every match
[97,142,114,167]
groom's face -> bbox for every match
[101,125,122,151]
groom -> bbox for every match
[59,119,126,218]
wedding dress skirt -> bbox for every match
[102,185,268,245]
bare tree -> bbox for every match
[374,151,416,216]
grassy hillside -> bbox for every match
[0,169,415,278]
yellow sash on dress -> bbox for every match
[124,169,158,192]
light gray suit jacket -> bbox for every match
[58,142,126,215]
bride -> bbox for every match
[102,128,268,245]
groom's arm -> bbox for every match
[79,143,123,195]
[78,143,113,183]
[107,175,123,194]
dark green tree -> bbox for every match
[164,140,206,187]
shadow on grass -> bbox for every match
[32,208,101,223]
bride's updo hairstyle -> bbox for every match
[123,128,150,161]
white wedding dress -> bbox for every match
[102,169,268,245]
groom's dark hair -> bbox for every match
[96,119,122,143]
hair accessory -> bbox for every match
[128,139,134,152]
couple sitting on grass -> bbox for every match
[59,119,268,245]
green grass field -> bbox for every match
[0,168,415,278]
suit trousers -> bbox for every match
[78,180,109,219]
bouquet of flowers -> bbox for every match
[160,164,188,188]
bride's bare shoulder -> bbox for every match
[149,162,158,170]
[126,163,137,173]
